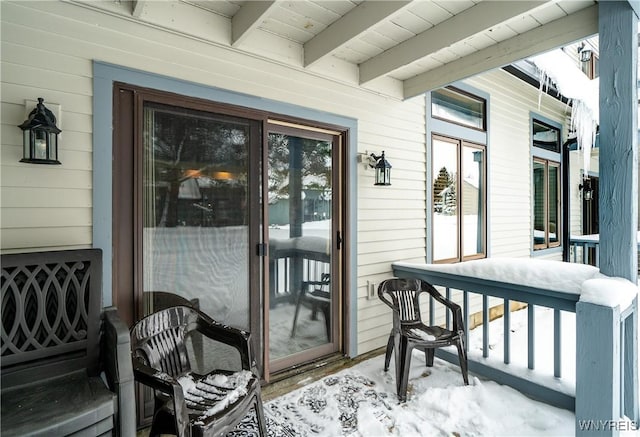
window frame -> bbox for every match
[431,86,487,132]
[530,114,563,253]
[431,134,487,264]
[532,157,561,250]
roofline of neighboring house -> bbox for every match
[502,61,570,105]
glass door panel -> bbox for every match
[142,102,254,330]
[461,144,485,258]
[432,138,459,262]
[533,160,546,248]
[548,163,560,246]
[267,128,335,370]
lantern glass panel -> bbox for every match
[48,132,58,160]
[34,129,47,160]
[23,130,30,160]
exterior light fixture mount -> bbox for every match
[369,151,392,186]
[18,98,61,165]
[579,177,593,201]
[577,43,592,63]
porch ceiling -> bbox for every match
[79,0,598,99]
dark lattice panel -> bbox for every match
[1,250,102,374]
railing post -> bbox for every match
[576,277,637,436]
[576,299,622,437]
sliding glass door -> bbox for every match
[266,122,341,372]
[113,85,346,387]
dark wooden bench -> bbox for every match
[1,249,135,436]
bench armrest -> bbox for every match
[102,308,136,436]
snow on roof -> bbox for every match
[529,49,599,173]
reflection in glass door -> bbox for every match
[267,123,338,372]
[142,102,258,331]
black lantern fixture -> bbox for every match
[579,177,593,201]
[580,48,592,63]
[577,43,592,63]
[18,98,61,165]
[369,151,392,186]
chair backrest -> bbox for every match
[130,306,197,377]
[378,278,425,323]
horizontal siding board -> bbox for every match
[1,187,92,208]
[358,229,426,244]
[1,82,92,116]
[1,62,93,97]
[2,146,92,170]
[359,240,425,255]
[1,227,92,250]
[1,208,91,228]
[1,166,91,189]
[1,41,93,77]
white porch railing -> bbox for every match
[392,259,638,436]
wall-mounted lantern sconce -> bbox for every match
[18,98,61,165]
[579,177,593,201]
[577,43,592,63]
[358,150,392,186]
[370,151,391,186]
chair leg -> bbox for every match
[290,292,304,338]
[456,339,469,385]
[425,348,435,367]
[397,336,413,402]
[149,410,177,437]
[254,394,268,437]
[384,333,394,371]
[320,303,331,341]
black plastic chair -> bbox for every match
[290,273,331,340]
[130,305,266,437]
[378,278,469,401]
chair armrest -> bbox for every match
[422,283,465,332]
[132,359,190,437]
[194,316,254,371]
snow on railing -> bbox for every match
[392,258,638,435]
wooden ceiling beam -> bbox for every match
[232,1,278,47]
[304,1,411,67]
[360,1,549,84]
[403,5,599,99]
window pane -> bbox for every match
[533,160,546,247]
[432,87,485,130]
[548,163,560,245]
[433,138,458,261]
[462,145,484,257]
[533,120,560,152]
